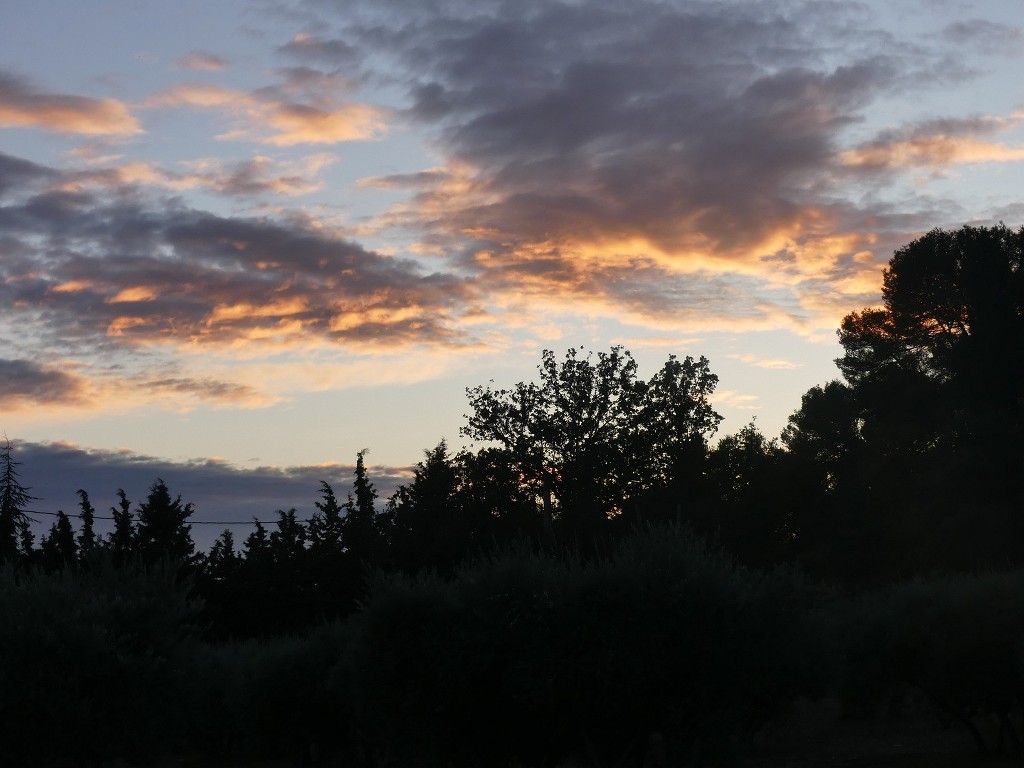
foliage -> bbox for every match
[344,523,815,767]
[136,478,196,566]
[0,561,200,764]
[463,346,721,543]
[840,571,1024,757]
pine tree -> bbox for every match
[40,510,77,569]
[76,488,97,557]
[0,438,37,563]
[243,519,271,565]
[136,479,195,566]
[341,449,380,562]
[309,481,344,552]
[269,508,307,562]
[109,488,136,566]
[207,529,239,578]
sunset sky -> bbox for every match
[2,0,1023,538]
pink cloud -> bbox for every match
[0,73,141,135]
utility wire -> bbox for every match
[31,509,318,525]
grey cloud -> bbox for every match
[0,358,84,405]
[277,34,358,64]
[141,377,260,402]
[302,0,1016,329]
[0,151,56,197]
[0,155,475,352]
[339,2,920,258]
[943,19,1022,53]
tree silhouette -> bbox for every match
[388,440,468,573]
[341,450,381,564]
[463,347,722,543]
[207,529,239,577]
[0,438,36,563]
[269,509,307,562]
[243,519,270,565]
[40,510,77,570]
[136,479,195,566]
[309,482,344,553]
[109,488,136,566]
[796,224,1024,576]
[76,488,97,558]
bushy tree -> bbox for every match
[463,347,721,543]
[39,510,77,571]
[309,481,344,553]
[787,225,1024,577]
[136,479,196,566]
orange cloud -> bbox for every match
[842,136,1024,169]
[102,155,333,197]
[727,353,802,370]
[0,74,141,135]
[146,81,386,146]
[261,102,386,146]
[107,286,158,303]
[175,50,227,71]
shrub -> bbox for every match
[0,562,200,764]
[841,570,1024,756]
[342,523,817,766]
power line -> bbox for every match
[31,509,317,526]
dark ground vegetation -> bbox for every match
[3,225,1024,767]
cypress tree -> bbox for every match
[109,488,136,566]
[76,488,97,557]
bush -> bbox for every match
[341,523,817,767]
[200,620,354,764]
[0,562,200,765]
[841,570,1024,755]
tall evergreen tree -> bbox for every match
[207,528,239,577]
[109,488,136,566]
[0,438,37,563]
[309,481,344,552]
[269,508,307,562]
[40,510,77,569]
[136,479,196,566]
[243,519,271,565]
[388,440,467,573]
[76,488,97,557]
[342,450,380,563]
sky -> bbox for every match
[2,0,1023,543]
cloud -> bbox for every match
[175,50,228,71]
[146,79,386,146]
[0,153,474,358]
[134,375,268,406]
[0,151,56,196]
[942,19,1022,54]
[712,390,761,410]
[13,440,412,550]
[278,33,358,65]
[0,359,86,407]
[840,114,1024,170]
[727,353,803,370]
[323,1,956,335]
[91,154,337,198]
[0,72,141,135]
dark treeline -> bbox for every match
[2,224,1024,767]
